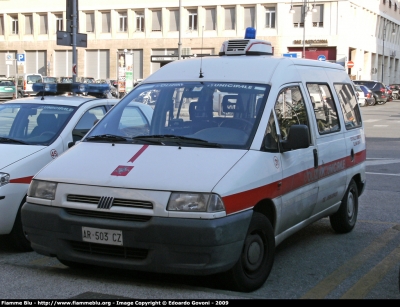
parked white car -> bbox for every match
[0,83,131,251]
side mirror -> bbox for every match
[280,124,310,152]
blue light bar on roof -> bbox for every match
[32,82,110,95]
[32,83,58,93]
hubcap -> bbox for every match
[347,190,354,218]
[243,233,265,272]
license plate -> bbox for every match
[82,226,123,246]
[4,87,12,90]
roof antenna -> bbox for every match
[199,26,204,78]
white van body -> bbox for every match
[22,35,366,292]
[17,73,43,97]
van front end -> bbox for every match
[22,182,253,275]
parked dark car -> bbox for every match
[385,86,393,102]
[358,85,376,106]
[353,80,389,105]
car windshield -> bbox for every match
[87,82,270,149]
[0,103,77,146]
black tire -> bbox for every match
[367,98,376,106]
[9,201,33,252]
[393,93,398,100]
[330,179,358,233]
[220,212,275,292]
[376,99,386,105]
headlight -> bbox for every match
[28,180,57,200]
[0,173,10,187]
[167,193,225,212]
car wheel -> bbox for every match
[367,98,376,106]
[9,201,33,252]
[376,99,386,105]
[329,179,358,233]
[393,93,398,100]
[219,212,275,292]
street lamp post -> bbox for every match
[290,0,317,58]
[381,20,396,83]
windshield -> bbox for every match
[0,103,77,146]
[87,82,270,149]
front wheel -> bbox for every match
[9,202,33,252]
[376,99,387,105]
[220,212,275,292]
[329,179,358,233]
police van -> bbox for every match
[22,28,366,292]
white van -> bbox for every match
[22,29,366,292]
[16,73,43,97]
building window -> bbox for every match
[389,0,392,8]
[152,10,162,31]
[39,14,48,34]
[312,4,324,27]
[11,16,19,34]
[136,11,145,32]
[265,7,276,28]
[169,9,179,31]
[119,11,127,32]
[0,16,4,35]
[292,6,304,28]
[244,7,255,28]
[101,12,111,33]
[86,12,94,32]
[225,7,235,30]
[25,15,33,35]
[205,8,216,30]
[188,9,197,31]
[55,14,63,32]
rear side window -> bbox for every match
[307,83,340,134]
[334,83,362,130]
[27,75,42,84]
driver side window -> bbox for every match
[274,86,310,142]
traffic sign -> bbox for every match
[317,55,326,61]
[5,53,13,65]
[17,54,25,62]
[72,64,77,75]
[283,53,297,58]
[347,60,355,68]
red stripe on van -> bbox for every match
[10,176,34,184]
[222,149,366,215]
[128,145,149,163]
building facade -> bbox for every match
[1,0,400,85]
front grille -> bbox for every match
[227,39,249,52]
[67,194,153,209]
[65,208,152,222]
[69,241,148,260]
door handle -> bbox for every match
[313,148,318,169]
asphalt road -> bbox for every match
[0,100,399,301]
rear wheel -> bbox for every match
[330,179,358,233]
[220,212,275,292]
[376,99,386,105]
[367,98,376,106]
[393,93,398,100]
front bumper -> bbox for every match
[22,202,253,275]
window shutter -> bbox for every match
[102,12,110,33]
[225,7,235,30]
[293,6,304,24]
[244,7,255,28]
[40,15,47,34]
[152,10,161,31]
[205,8,216,30]
[312,5,324,23]
[170,10,178,31]
[86,13,94,32]
[25,15,33,34]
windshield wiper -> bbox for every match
[85,134,128,143]
[0,137,29,145]
[132,135,222,148]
